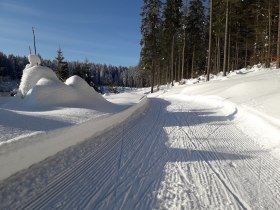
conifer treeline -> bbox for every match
[140,0,280,92]
[0,51,140,92]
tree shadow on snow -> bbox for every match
[0,97,255,210]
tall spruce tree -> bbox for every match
[162,0,182,85]
[186,0,206,78]
[222,0,229,76]
[277,0,280,68]
[55,47,69,81]
[140,0,162,93]
[180,0,189,80]
[207,0,213,81]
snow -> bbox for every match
[0,56,147,180]
[178,68,280,159]
[0,96,147,181]
[1,59,280,209]
[27,54,41,67]
[18,55,56,97]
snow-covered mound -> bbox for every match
[16,55,115,109]
[24,78,74,107]
[18,55,57,97]
[23,75,113,108]
[65,75,108,104]
[19,66,58,97]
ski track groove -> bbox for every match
[201,117,280,208]
[65,100,163,209]
[17,130,121,210]
[168,101,251,209]
[1,96,280,209]
[65,99,164,209]
[9,102,151,209]
[158,103,235,209]
[82,101,165,209]
[181,100,280,209]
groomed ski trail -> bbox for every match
[1,93,280,210]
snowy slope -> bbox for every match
[1,66,280,209]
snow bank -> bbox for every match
[234,104,280,157]
[0,96,148,181]
[16,55,115,110]
[21,75,114,109]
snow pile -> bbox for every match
[23,75,113,109]
[18,55,57,97]
[18,66,58,98]
[65,75,109,106]
[15,55,116,110]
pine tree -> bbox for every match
[222,0,229,76]
[186,0,206,78]
[162,0,183,85]
[206,0,213,81]
[55,47,68,81]
[180,0,189,80]
[140,0,162,93]
[277,0,280,68]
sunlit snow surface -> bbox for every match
[1,63,280,209]
[1,65,280,175]
[0,56,145,180]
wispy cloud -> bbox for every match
[0,1,42,17]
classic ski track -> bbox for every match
[173,99,280,209]
[187,102,280,209]
[6,99,165,210]
[77,99,166,209]
[1,96,280,209]
[17,129,122,210]
[175,109,249,209]
[165,105,243,209]
[3,104,148,209]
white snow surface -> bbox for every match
[0,57,147,180]
[27,54,41,67]
[0,64,280,209]
[179,68,280,158]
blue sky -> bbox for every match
[0,0,143,66]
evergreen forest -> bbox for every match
[1,0,280,93]
[140,0,280,92]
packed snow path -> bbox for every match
[1,94,280,209]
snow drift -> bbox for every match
[16,55,116,110]
[23,75,114,109]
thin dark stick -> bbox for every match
[32,27,37,55]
